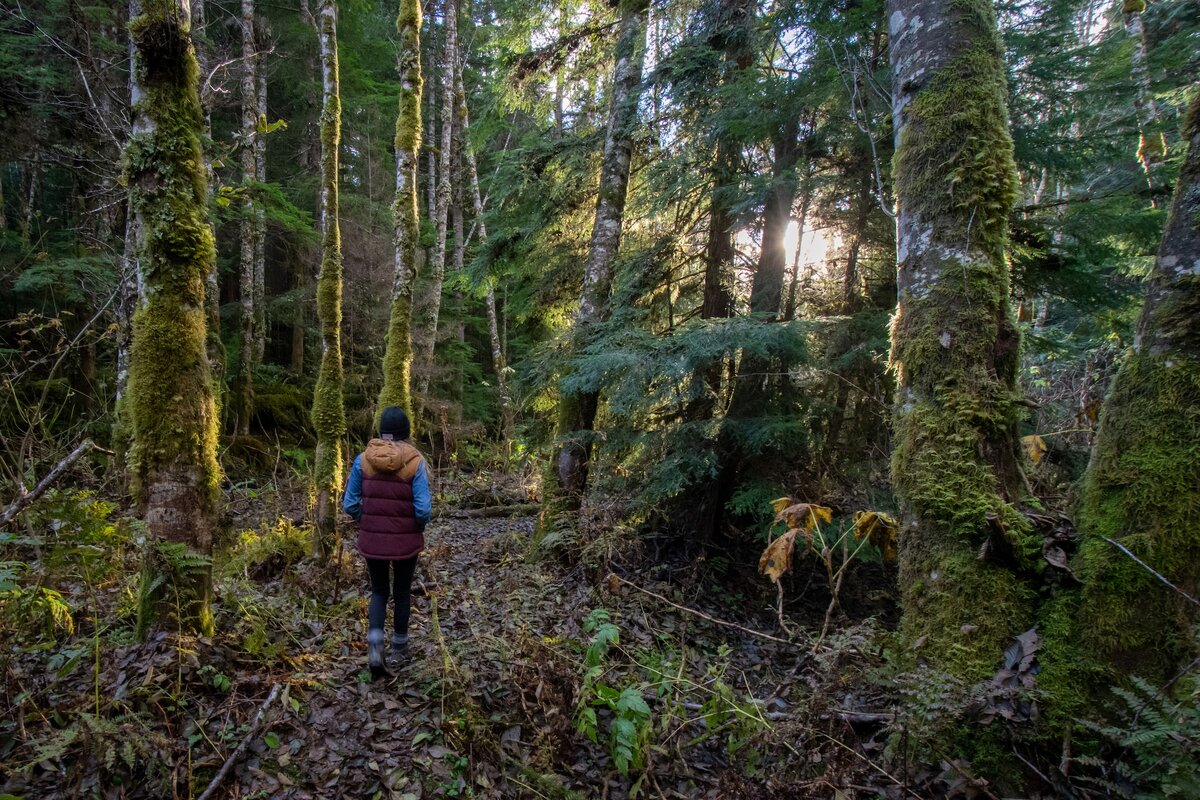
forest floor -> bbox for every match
[0,469,923,800]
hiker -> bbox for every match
[343,406,431,679]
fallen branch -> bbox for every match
[609,573,795,645]
[441,503,541,519]
[196,684,282,800]
[0,440,107,528]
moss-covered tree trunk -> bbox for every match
[311,0,347,561]
[412,0,457,405]
[378,0,422,426]
[190,0,224,396]
[237,0,259,436]
[124,0,221,636]
[1073,88,1200,679]
[539,0,649,532]
[887,0,1037,679]
[254,48,267,364]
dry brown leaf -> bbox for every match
[770,496,792,515]
[773,502,832,532]
[852,510,899,561]
[758,529,799,582]
[1021,434,1048,466]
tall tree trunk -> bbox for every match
[1073,88,1200,679]
[696,0,754,416]
[455,44,514,441]
[378,0,423,425]
[821,161,876,465]
[413,0,458,404]
[726,113,801,420]
[191,0,225,406]
[238,0,258,435]
[125,0,220,637]
[782,176,813,323]
[1123,1,1165,178]
[311,0,347,561]
[887,0,1034,678]
[254,47,268,362]
[539,0,649,531]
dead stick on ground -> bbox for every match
[0,440,108,528]
[196,684,282,800]
[609,574,795,645]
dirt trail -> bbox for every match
[236,514,538,799]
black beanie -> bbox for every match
[379,406,411,440]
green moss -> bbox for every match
[1036,590,1107,731]
[898,537,1034,679]
[893,2,1019,265]
[1123,0,1146,13]
[1075,352,1200,678]
[378,293,414,425]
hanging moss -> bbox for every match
[124,0,221,636]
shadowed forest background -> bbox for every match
[1,0,1199,796]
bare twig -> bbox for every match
[196,683,282,800]
[1100,535,1200,610]
[609,573,794,645]
[0,440,108,528]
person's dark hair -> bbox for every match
[379,406,411,441]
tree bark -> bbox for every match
[254,42,268,363]
[311,0,347,561]
[125,0,221,636]
[1073,88,1200,680]
[378,0,423,427]
[887,0,1034,679]
[539,0,649,530]
[412,0,458,403]
[191,0,225,404]
[695,0,754,417]
[238,0,258,435]
[1123,1,1165,178]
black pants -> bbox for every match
[365,556,418,635]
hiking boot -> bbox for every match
[391,633,409,661]
[367,629,388,681]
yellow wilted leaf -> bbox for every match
[759,529,800,582]
[773,503,832,532]
[770,496,792,515]
[853,511,899,562]
[1022,435,1048,466]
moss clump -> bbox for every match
[1075,352,1200,678]
[1123,0,1147,14]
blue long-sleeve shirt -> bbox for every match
[342,454,431,524]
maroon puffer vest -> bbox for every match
[357,439,425,560]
